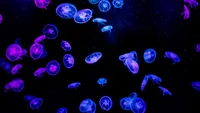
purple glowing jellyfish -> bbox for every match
[68,82,81,89]
[30,43,47,60]
[11,64,22,75]
[46,60,60,76]
[182,5,190,20]
[184,0,198,8]
[124,58,139,75]
[74,9,93,24]
[34,0,51,9]
[6,44,26,61]
[164,51,180,64]
[34,67,46,78]
[24,95,43,110]
[61,40,72,51]
[130,97,146,113]
[56,3,77,19]
[63,54,74,69]
[4,78,24,92]
[34,35,46,43]
[42,24,58,39]
[0,14,2,24]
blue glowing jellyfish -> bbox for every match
[34,35,46,43]
[61,40,71,51]
[97,78,107,87]
[30,98,43,109]
[129,51,140,63]
[92,18,107,25]
[99,96,113,111]
[4,78,24,92]
[119,53,132,61]
[101,25,113,32]
[42,24,58,39]
[68,82,81,89]
[79,99,94,112]
[85,52,102,64]
[130,97,146,113]
[143,48,157,63]
[124,58,139,75]
[57,107,68,113]
[158,86,172,96]
[0,61,12,73]
[24,95,35,102]
[119,51,139,62]
[128,92,138,99]
[89,0,101,4]
[112,0,124,8]
[98,0,111,12]
[86,100,96,113]
[164,51,180,64]
[191,81,200,91]
[147,74,162,85]
[30,43,47,60]
[6,44,26,61]
[141,75,149,91]
[56,3,77,19]
[120,97,132,110]
[46,60,60,76]
[11,64,22,75]
[63,54,74,69]
[74,9,93,24]
[34,67,46,78]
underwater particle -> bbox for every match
[56,3,77,19]
[92,18,107,25]
[34,35,46,43]
[42,24,58,39]
[34,67,46,78]
[6,44,26,61]
[124,58,139,75]
[89,0,101,4]
[74,9,93,24]
[97,78,107,87]
[191,81,200,91]
[30,43,47,60]
[57,107,68,113]
[158,86,172,96]
[184,0,198,8]
[164,51,180,64]
[85,52,102,64]
[68,82,81,89]
[141,75,149,91]
[130,97,146,113]
[99,96,113,111]
[63,54,74,69]
[196,44,200,52]
[11,64,22,75]
[120,97,132,110]
[143,48,157,63]
[34,0,51,9]
[79,99,94,112]
[112,0,124,8]
[4,78,24,92]
[147,74,162,85]
[1,61,12,73]
[61,40,71,51]
[101,25,113,32]
[30,97,43,109]
[46,60,60,76]
[0,14,2,24]
[128,92,138,99]
[98,0,111,12]
[182,5,190,20]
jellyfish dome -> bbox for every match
[63,54,74,69]
[56,3,77,19]
[112,0,124,8]
[30,98,43,109]
[89,0,101,4]
[42,24,58,39]
[124,58,139,75]
[30,43,47,60]
[143,48,157,63]
[46,60,60,76]
[85,52,102,64]
[74,9,93,24]
[57,107,68,113]
[120,97,133,110]
[130,97,146,113]
[164,51,180,64]
[34,0,51,9]
[99,96,113,111]
[11,64,22,75]
[97,78,107,86]
[61,40,72,51]
[6,44,25,61]
[4,78,24,92]
[34,67,46,78]
[98,0,111,12]
[79,99,94,112]
[101,25,113,32]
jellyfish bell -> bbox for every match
[164,51,180,64]
[34,67,46,78]
[101,25,113,32]
[130,97,146,113]
[120,97,133,110]
[112,0,124,8]
[97,78,107,86]
[124,58,139,75]
[11,64,22,75]
[61,40,72,51]
[99,96,113,111]
[6,44,26,61]
[46,60,60,76]
[30,97,43,109]
[42,24,58,39]
[30,43,47,60]
[74,9,93,24]
[79,99,94,112]
[98,0,111,12]
[63,54,74,69]
[143,48,157,63]
[85,52,102,64]
[56,3,77,19]
[4,78,24,92]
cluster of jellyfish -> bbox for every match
[182,0,198,20]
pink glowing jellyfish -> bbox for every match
[6,44,27,61]
[34,35,46,43]
[34,0,51,9]
[30,43,47,60]
[182,5,190,20]
[34,67,46,78]
[4,78,24,92]
[11,64,22,75]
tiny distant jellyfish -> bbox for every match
[158,86,172,96]
[74,9,93,24]
[98,0,111,12]
[130,97,146,113]
[143,48,157,63]
[68,82,81,89]
[164,51,180,64]
[30,97,43,109]
[4,78,24,92]
[191,81,200,91]
[46,60,60,76]
[99,96,113,111]
[63,54,74,69]
[120,97,133,110]
[195,44,200,52]
[101,25,113,32]
[184,0,198,8]
[147,74,162,85]
[79,99,94,112]
[128,92,138,99]
[112,0,124,8]
[85,52,102,64]
[0,14,2,24]
[24,95,35,102]
[34,0,51,9]
[30,43,47,60]
[97,78,107,87]
[11,64,22,75]
[182,5,190,20]
[124,58,139,75]
[34,67,46,78]
[1,62,12,73]
[34,35,46,43]
[56,3,77,19]
[6,44,26,61]
[42,24,58,39]
[57,107,68,113]
[89,0,101,4]
[92,18,107,25]
[141,75,149,91]
[61,40,72,51]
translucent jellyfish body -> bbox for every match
[98,0,111,12]
[42,24,58,39]
[46,60,60,76]
[191,81,200,91]
[119,51,138,62]
[89,0,101,4]
[11,64,22,75]
[30,43,47,60]
[61,40,72,51]
[184,0,198,8]
[57,107,68,113]
[34,67,46,78]
[164,51,180,64]
[97,78,107,87]
[85,52,102,64]
[0,14,2,24]
[79,99,96,113]
[92,18,107,25]
[4,78,24,92]
[147,74,162,85]
[112,0,124,8]
[68,82,81,89]
[99,96,113,111]
[34,35,46,43]
[24,95,43,110]
[158,86,172,96]
[0,61,13,73]
[130,97,146,113]
[141,75,149,91]
[74,9,93,24]
[124,58,139,75]
[63,54,74,69]
[56,3,77,19]
[101,25,113,32]
[143,48,156,63]
[6,44,26,61]
[34,0,51,9]
[120,97,133,110]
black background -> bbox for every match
[0,0,200,113]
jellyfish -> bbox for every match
[89,0,101,4]
[61,40,72,51]
[191,81,200,91]
[34,67,46,78]
[143,48,157,63]
[119,53,132,61]
[196,44,200,52]
[119,51,138,62]
[158,86,172,96]
[24,95,35,102]
[0,61,12,73]
[124,58,139,75]
[92,18,107,25]
[130,97,146,113]
[68,82,81,89]
[147,74,162,85]
[34,0,51,9]
[57,107,68,113]
[112,0,124,8]
[184,0,198,8]
[128,92,138,99]
[182,5,190,20]
[6,44,26,61]
[85,52,102,64]
[99,96,113,111]
[30,43,47,60]
[120,97,133,110]
[4,78,24,92]
[79,99,95,112]
[56,3,77,19]
[0,14,2,24]
[164,51,180,64]
[98,0,111,12]
[63,54,74,69]
[46,60,60,76]
[85,100,96,113]
[141,75,149,91]
[101,25,113,32]
[42,24,58,39]
[74,9,93,24]
[34,35,46,43]
[24,95,43,110]
[97,78,107,87]
[11,64,22,75]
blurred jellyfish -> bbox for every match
[57,107,68,113]
[124,58,139,75]
[98,0,111,12]
[24,95,35,102]
[0,61,12,73]
[61,40,72,51]
[101,25,113,32]
[143,48,157,63]
[99,96,113,111]
[119,53,132,61]
[147,74,162,85]
[130,97,146,113]
[92,18,107,25]
[182,5,190,20]
[89,0,101,4]
[30,43,47,60]
[34,67,46,78]
[191,81,200,91]
[120,97,132,110]
[0,14,2,24]
[196,44,200,52]
[34,0,51,9]
[97,78,107,87]
[129,51,140,63]
[4,78,24,92]
[42,24,58,39]
[34,35,46,43]
[141,75,149,91]
[164,51,180,64]
[46,60,60,76]
[24,95,43,110]
[79,99,94,112]
[56,3,77,19]
[119,51,139,62]
[128,92,138,99]
[68,82,81,89]
[85,52,102,64]
[158,86,172,96]
[184,0,198,8]
[11,64,22,75]
[74,9,93,24]
[6,44,26,61]
[63,54,74,69]
[112,0,124,8]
